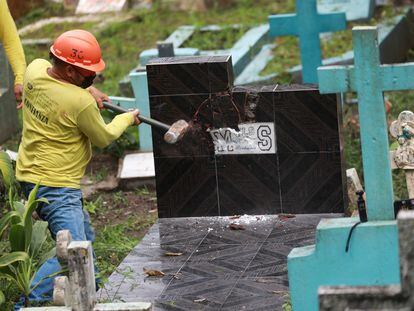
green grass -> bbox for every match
[183,26,248,50]
[15,2,66,29]
[94,214,157,280]
[21,21,97,39]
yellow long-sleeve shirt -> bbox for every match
[16,59,134,188]
[0,0,26,85]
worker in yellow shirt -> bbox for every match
[0,0,26,105]
[14,29,140,309]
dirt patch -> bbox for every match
[89,189,157,231]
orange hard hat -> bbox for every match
[50,29,105,72]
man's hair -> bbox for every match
[49,51,67,68]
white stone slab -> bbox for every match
[118,152,155,179]
[76,0,127,14]
[94,302,152,310]
[21,308,71,311]
[318,0,374,21]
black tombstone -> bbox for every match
[147,55,346,218]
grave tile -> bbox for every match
[100,215,331,310]
[150,94,214,158]
[216,154,281,216]
[278,152,345,214]
[263,214,338,244]
[99,261,175,302]
[123,245,194,264]
[154,299,219,311]
[182,244,259,277]
[273,89,341,153]
[221,284,286,311]
[154,157,219,218]
[159,277,236,305]
[147,58,210,97]
[207,55,234,94]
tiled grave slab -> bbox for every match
[150,94,214,158]
[154,156,219,218]
[216,154,281,216]
[99,214,338,310]
[147,56,232,96]
[278,152,345,214]
[147,56,345,217]
[273,87,341,153]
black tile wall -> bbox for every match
[154,156,219,218]
[147,56,346,217]
[273,89,340,153]
[278,152,345,214]
[216,154,281,216]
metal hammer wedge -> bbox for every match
[103,102,190,144]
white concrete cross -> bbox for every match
[21,230,152,311]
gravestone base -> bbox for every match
[98,214,339,310]
[288,217,400,311]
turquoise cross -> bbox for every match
[268,0,346,83]
[318,26,414,221]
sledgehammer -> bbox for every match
[103,101,189,144]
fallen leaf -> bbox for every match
[165,252,183,257]
[194,298,206,303]
[143,268,165,277]
[271,290,288,295]
[229,223,245,230]
[229,215,241,220]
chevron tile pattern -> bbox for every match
[98,214,337,310]
[147,56,346,217]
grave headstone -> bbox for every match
[146,55,346,217]
[288,9,414,83]
[318,0,375,22]
[75,0,127,14]
[22,230,152,311]
[287,26,414,311]
[268,0,347,83]
[318,210,414,310]
[0,44,18,144]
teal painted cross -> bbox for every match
[268,0,346,83]
[318,26,414,221]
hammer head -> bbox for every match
[164,120,190,144]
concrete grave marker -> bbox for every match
[287,26,414,311]
[268,0,347,83]
[22,230,152,311]
[317,26,414,221]
[318,0,375,21]
[319,210,414,310]
[75,0,127,14]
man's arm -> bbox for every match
[77,103,139,148]
[0,0,26,102]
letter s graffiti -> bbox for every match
[257,125,272,151]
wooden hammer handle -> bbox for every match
[103,102,170,132]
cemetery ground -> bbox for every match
[2,0,414,309]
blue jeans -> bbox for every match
[14,183,97,310]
